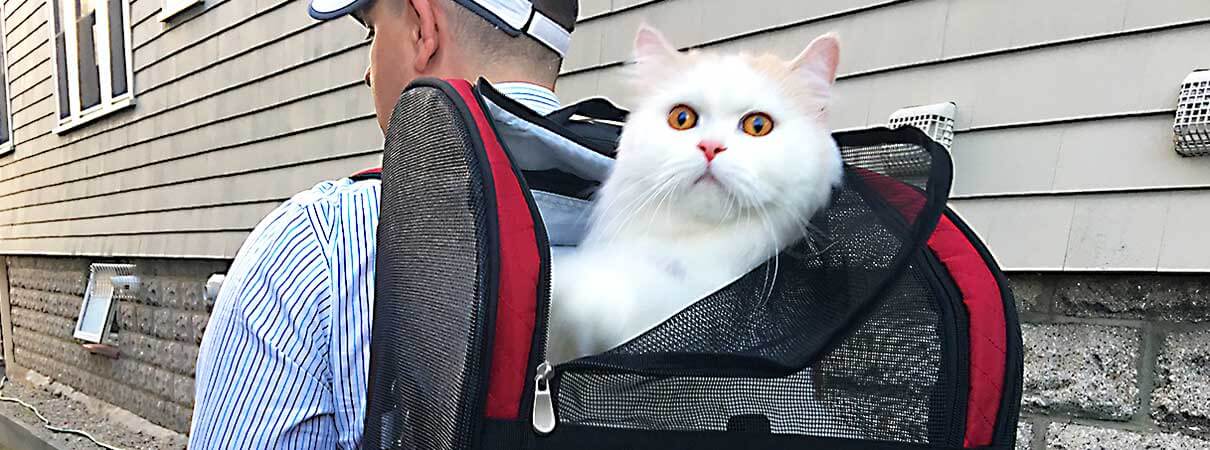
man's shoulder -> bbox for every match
[241,177,381,252]
[286,177,381,210]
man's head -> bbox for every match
[310,0,578,131]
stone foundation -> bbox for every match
[1013,273,1210,449]
[2,256,228,433]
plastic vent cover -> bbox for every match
[1175,69,1210,157]
[74,263,135,343]
[888,102,957,150]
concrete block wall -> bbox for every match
[3,256,228,433]
[1011,273,1210,449]
[3,255,1208,443]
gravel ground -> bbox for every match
[0,378,186,450]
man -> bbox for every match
[189,0,578,447]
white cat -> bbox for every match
[546,26,845,364]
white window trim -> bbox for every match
[158,0,203,22]
[0,4,14,155]
[49,0,136,134]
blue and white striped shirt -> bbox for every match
[189,83,561,449]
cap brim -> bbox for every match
[309,0,373,20]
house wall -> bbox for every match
[0,0,377,434]
[0,0,378,258]
[4,255,225,432]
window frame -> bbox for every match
[0,4,14,155]
[48,0,136,134]
[158,0,203,22]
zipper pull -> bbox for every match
[532,361,557,434]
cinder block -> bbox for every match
[1022,323,1140,420]
[1048,422,1210,449]
[1016,421,1032,450]
[1055,274,1210,322]
[1153,329,1210,438]
[1009,274,1051,313]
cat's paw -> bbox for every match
[548,264,641,362]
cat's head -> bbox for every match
[606,26,844,231]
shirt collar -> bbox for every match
[492,82,562,116]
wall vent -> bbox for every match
[74,263,136,343]
[1175,69,1210,157]
[888,102,957,150]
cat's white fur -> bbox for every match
[546,26,845,364]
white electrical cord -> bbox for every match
[0,376,128,450]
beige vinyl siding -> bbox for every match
[951,190,1210,272]
[0,0,377,258]
[558,0,1210,271]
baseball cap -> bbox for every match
[308,0,577,57]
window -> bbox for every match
[158,0,203,22]
[49,0,135,133]
[0,6,13,154]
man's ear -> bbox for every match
[409,0,440,73]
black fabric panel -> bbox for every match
[363,79,498,450]
[519,170,598,200]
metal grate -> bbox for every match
[1175,69,1210,157]
[73,263,135,343]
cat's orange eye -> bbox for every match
[667,105,698,131]
[741,113,775,137]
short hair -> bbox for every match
[442,0,577,81]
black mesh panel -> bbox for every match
[549,128,959,446]
[363,85,493,450]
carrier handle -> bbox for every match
[546,97,629,124]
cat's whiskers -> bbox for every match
[598,171,685,246]
[753,202,782,310]
[730,186,781,310]
[717,195,737,227]
[646,178,680,232]
[591,164,689,238]
[766,196,839,257]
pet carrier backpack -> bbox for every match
[362,78,1023,450]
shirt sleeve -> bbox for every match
[323,181,380,448]
[189,184,344,449]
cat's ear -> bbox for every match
[634,24,678,65]
[791,33,841,88]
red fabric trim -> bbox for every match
[451,79,541,421]
[351,167,382,177]
[928,216,1006,447]
[851,166,925,223]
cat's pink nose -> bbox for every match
[698,140,727,162]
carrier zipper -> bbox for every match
[532,361,557,434]
[531,358,618,434]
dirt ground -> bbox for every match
[0,378,186,450]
